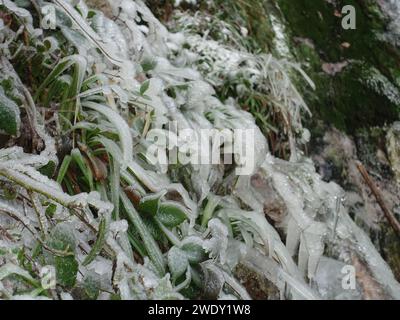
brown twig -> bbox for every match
[0,224,15,242]
[356,161,400,236]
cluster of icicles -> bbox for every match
[0,0,399,300]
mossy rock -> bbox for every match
[377,224,400,282]
[234,263,280,300]
[275,0,400,132]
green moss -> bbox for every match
[276,0,400,132]
[378,224,400,282]
[212,0,276,53]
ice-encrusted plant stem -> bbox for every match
[0,165,115,258]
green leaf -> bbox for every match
[39,161,56,178]
[83,271,101,300]
[127,230,147,258]
[47,223,77,253]
[138,191,165,216]
[54,255,78,288]
[141,58,157,72]
[45,203,57,218]
[71,148,94,190]
[140,80,150,96]
[34,55,87,101]
[181,240,206,264]
[57,155,72,184]
[0,89,20,136]
[46,223,78,288]
[82,102,133,169]
[167,246,189,283]
[83,217,107,266]
[179,282,202,299]
[142,217,165,242]
[121,192,166,276]
[156,202,188,228]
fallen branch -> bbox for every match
[356,161,400,236]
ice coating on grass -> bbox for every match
[83,101,133,169]
[202,218,229,264]
[0,0,399,300]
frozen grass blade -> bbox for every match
[120,191,166,276]
[52,0,124,67]
[82,216,108,266]
[34,55,87,102]
[82,101,133,169]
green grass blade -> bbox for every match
[120,191,165,276]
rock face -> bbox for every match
[378,0,400,46]
[387,122,400,186]
[310,127,400,279]
[274,0,400,133]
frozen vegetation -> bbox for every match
[0,0,399,300]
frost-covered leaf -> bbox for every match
[54,255,79,288]
[0,263,39,287]
[121,192,166,276]
[142,217,165,242]
[53,0,124,66]
[46,223,78,288]
[0,89,20,136]
[156,202,188,228]
[1,0,32,28]
[83,102,133,169]
[167,246,188,283]
[200,263,224,299]
[83,217,108,266]
[152,275,184,300]
[181,238,206,264]
[47,223,77,253]
[202,218,228,264]
[82,271,101,300]
[140,80,150,96]
[138,191,165,216]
